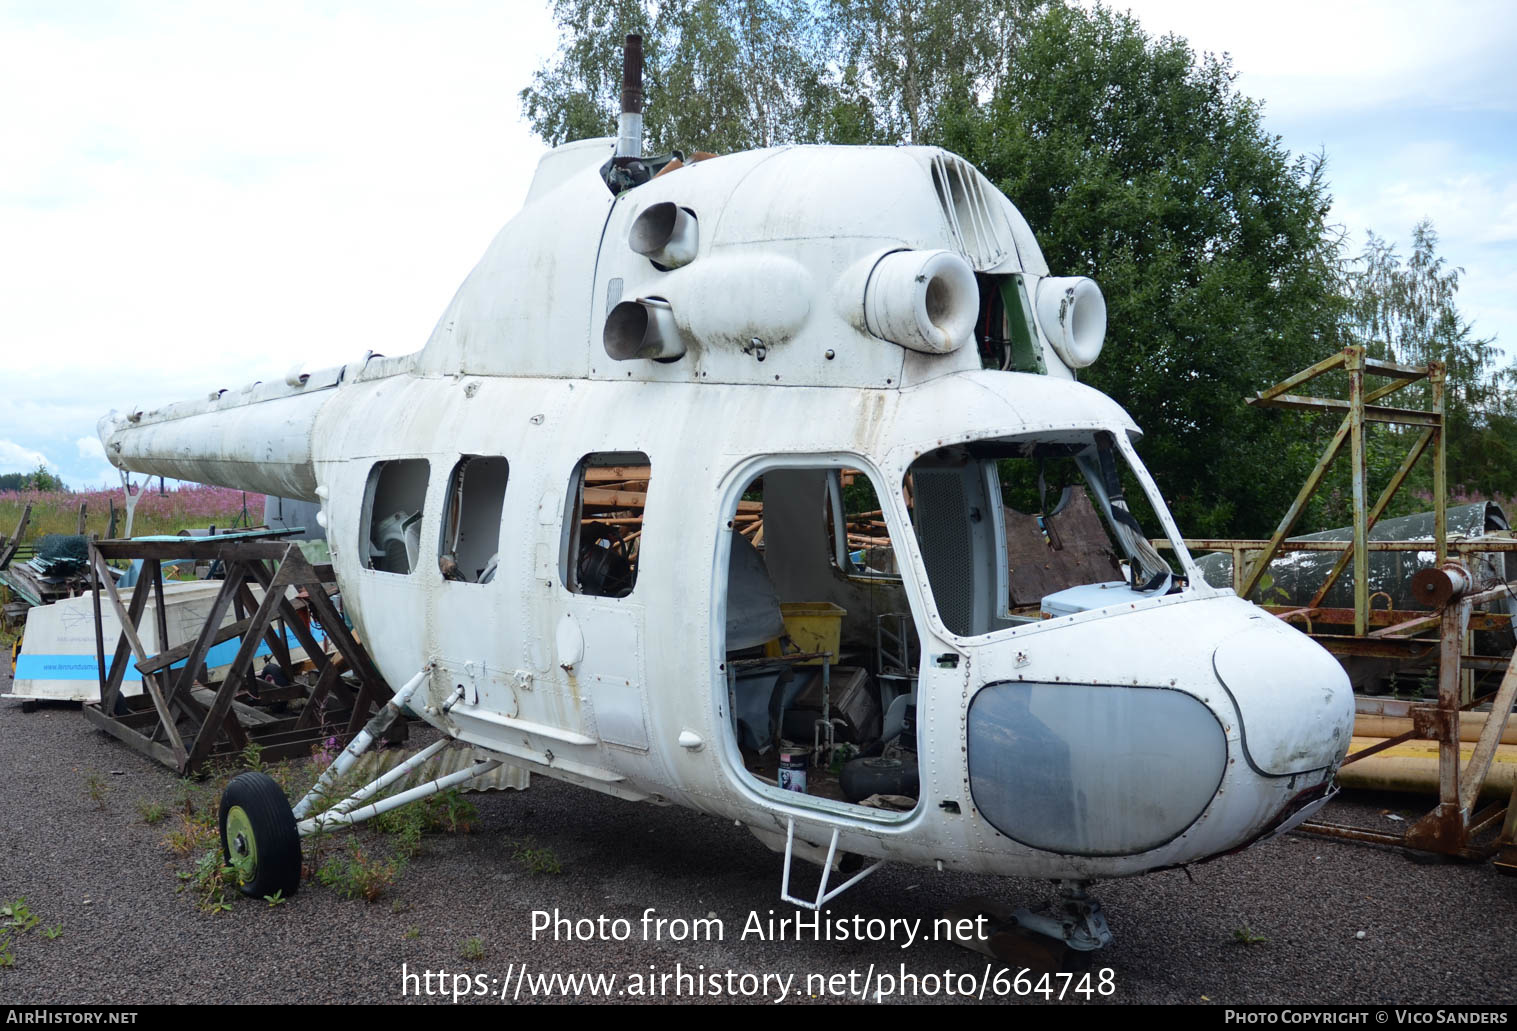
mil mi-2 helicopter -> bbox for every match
[98,37,1353,952]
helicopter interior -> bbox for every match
[717,438,1178,816]
[361,458,430,575]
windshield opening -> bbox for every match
[904,431,1186,637]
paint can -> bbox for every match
[778,746,810,794]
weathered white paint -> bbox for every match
[99,140,1354,888]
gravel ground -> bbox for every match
[2,665,1515,1007]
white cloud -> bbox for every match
[0,3,560,487]
[1110,0,1517,120]
[0,440,55,476]
[1,3,559,379]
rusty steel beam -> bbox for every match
[1259,604,1510,632]
[1248,348,1348,405]
[1349,348,1370,635]
[1253,394,1441,427]
[1431,362,1448,563]
[1161,538,1517,552]
[1308,427,1434,609]
[1239,415,1352,599]
[1458,649,1517,814]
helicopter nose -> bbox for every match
[1211,619,1354,777]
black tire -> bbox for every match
[219,771,302,899]
[20,700,37,714]
[840,756,919,803]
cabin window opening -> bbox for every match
[360,459,430,575]
[437,456,509,584]
[907,431,1181,638]
[562,452,650,598]
[720,463,923,820]
[826,469,903,582]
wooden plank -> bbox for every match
[295,659,345,731]
[183,564,278,771]
[91,547,107,704]
[149,561,170,674]
[243,556,330,673]
[345,675,376,737]
[190,687,280,726]
[250,723,357,748]
[583,466,651,483]
[0,503,31,570]
[166,564,244,707]
[94,549,155,717]
[581,486,648,509]
[93,539,292,561]
[135,614,256,675]
[236,581,295,678]
[283,548,390,705]
[82,703,179,770]
[92,551,188,766]
[169,563,249,766]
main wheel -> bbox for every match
[219,771,302,899]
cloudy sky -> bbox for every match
[3,0,1514,489]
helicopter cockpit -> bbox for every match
[717,422,1197,820]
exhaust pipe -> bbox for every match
[629,201,697,268]
[617,34,643,159]
[604,297,684,362]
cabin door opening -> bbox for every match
[719,463,923,816]
[554,453,653,752]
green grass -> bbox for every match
[510,838,562,875]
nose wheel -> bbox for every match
[219,772,303,898]
[946,880,1113,970]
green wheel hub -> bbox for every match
[218,771,301,898]
[224,804,260,883]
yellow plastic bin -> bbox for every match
[765,602,847,665]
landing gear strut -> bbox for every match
[946,880,1113,971]
[1011,880,1113,952]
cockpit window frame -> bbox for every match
[899,427,1211,646]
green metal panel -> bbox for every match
[999,276,1046,375]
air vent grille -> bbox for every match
[930,154,1015,271]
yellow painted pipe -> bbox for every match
[1355,712,1517,746]
[1337,735,1517,800]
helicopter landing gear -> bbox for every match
[1014,880,1113,952]
[946,880,1113,971]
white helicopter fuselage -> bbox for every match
[101,139,1354,886]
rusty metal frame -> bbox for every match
[82,536,396,775]
[1150,347,1516,863]
[1304,578,1517,861]
[1238,346,1447,636]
